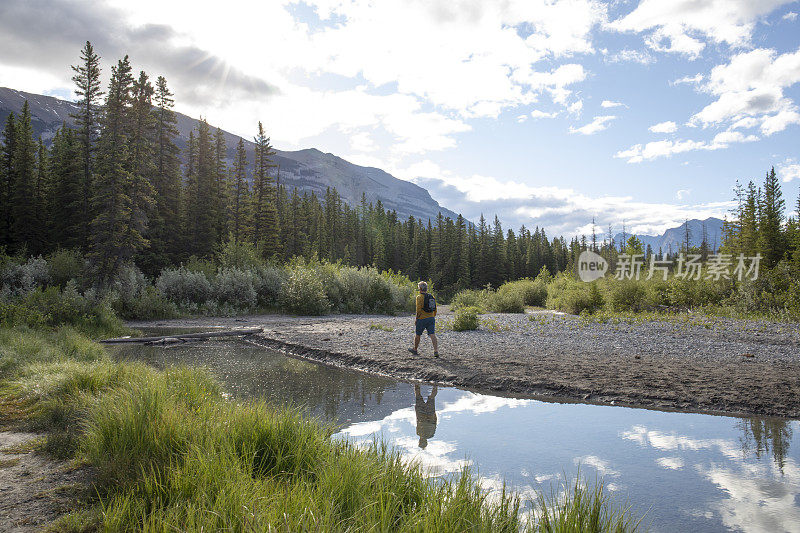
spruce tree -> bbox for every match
[151,76,182,266]
[34,139,51,251]
[214,127,229,244]
[126,71,156,268]
[50,126,84,249]
[189,118,218,257]
[11,101,39,253]
[0,113,15,248]
[759,167,785,267]
[90,56,135,283]
[251,122,280,257]
[230,138,250,243]
[70,41,104,249]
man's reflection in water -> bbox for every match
[414,384,438,449]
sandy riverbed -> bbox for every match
[127,309,800,419]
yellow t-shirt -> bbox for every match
[415,293,436,320]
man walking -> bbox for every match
[409,281,439,357]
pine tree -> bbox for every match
[34,139,51,251]
[150,76,182,267]
[70,41,104,249]
[759,167,785,267]
[251,122,280,257]
[213,127,229,243]
[189,118,217,256]
[126,71,157,267]
[11,101,39,253]
[230,138,250,243]
[183,130,198,255]
[90,56,136,283]
[0,113,15,248]
[740,181,760,255]
[50,126,84,249]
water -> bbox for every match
[113,337,800,533]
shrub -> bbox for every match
[608,280,647,312]
[498,279,547,307]
[126,287,179,320]
[113,264,147,305]
[546,275,604,315]
[214,268,257,311]
[184,256,217,279]
[1,256,50,294]
[156,267,212,307]
[216,240,265,270]
[487,289,525,313]
[452,306,480,331]
[451,289,489,312]
[47,249,84,287]
[254,265,286,307]
[281,266,330,315]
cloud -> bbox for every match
[603,48,655,64]
[0,0,280,107]
[690,47,800,136]
[405,160,733,236]
[778,162,800,182]
[676,189,692,200]
[784,11,798,21]
[601,100,625,108]
[608,0,793,58]
[649,120,677,133]
[569,115,616,135]
[615,129,758,163]
[672,73,704,85]
[656,457,685,470]
[305,0,606,117]
[567,100,584,115]
[530,109,559,120]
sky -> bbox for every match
[1,0,799,238]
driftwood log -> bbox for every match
[99,327,264,345]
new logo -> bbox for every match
[577,250,607,282]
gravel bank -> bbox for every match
[128,310,800,419]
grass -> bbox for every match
[535,473,646,533]
[369,323,395,332]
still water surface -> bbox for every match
[113,337,800,533]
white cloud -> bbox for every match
[567,99,584,115]
[649,120,677,133]
[569,115,616,135]
[408,160,733,236]
[530,109,559,120]
[783,11,798,20]
[609,0,793,58]
[676,189,691,200]
[601,100,625,108]
[672,73,704,86]
[604,48,654,64]
[656,457,685,470]
[615,129,758,163]
[779,162,800,182]
[690,47,800,136]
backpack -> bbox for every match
[422,293,436,313]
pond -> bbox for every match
[112,337,800,533]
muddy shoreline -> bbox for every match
[127,311,800,419]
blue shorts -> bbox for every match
[415,317,435,335]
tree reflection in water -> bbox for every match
[738,417,793,472]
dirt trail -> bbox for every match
[0,432,91,533]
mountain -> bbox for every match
[0,87,458,222]
[614,217,725,254]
